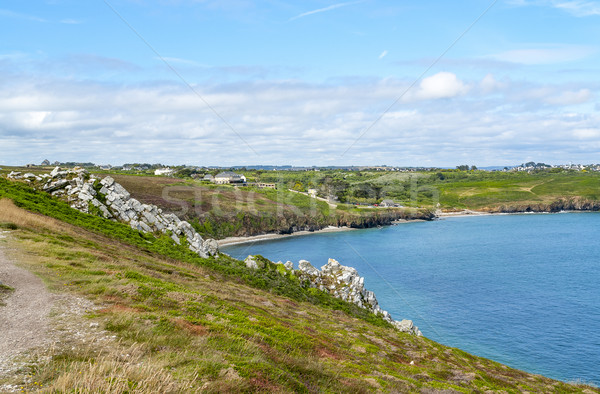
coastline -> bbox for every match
[436,209,596,218]
[217,226,356,247]
[219,209,598,247]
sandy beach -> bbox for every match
[217,226,356,247]
[436,210,492,218]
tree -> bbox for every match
[292,181,304,192]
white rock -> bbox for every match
[298,260,320,276]
[100,176,115,187]
[244,255,259,269]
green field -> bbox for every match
[0,178,596,392]
[249,168,600,211]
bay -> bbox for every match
[223,212,600,385]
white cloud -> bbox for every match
[0,8,47,22]
[60,19,83,24]
[479,74,506,93]
[379,50,388,60]
[413,72,469,100]
[572,128,600,139]
[490,45,595,65]
[551,0,600,16]
[0,65,599,166]
[289,1,365,21]
[507,0,600,16]
[545,88,592,105]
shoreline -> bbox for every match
[437,210,493,218]
[437,209,596,218]
[218,209,598,247]
[217,226,357,247]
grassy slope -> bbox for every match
[431,171,600,210]
[316,170,600,211]
[0,182,597,392]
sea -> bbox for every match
[222,212,600,385]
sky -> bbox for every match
[1,0,599,167]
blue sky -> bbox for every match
[1,0,599,166]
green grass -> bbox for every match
[0,283,14,306]
[340,170,600,210]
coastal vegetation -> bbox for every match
[0,178,597,392]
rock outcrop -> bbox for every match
[250,255,422,336]
[9,167,218,258]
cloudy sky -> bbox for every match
[1,0,599,166]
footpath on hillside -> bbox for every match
[0,235,54,369]
[0,232,109,392]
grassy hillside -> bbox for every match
[108,174,433,239]
[251,169,600,212]
[413,171,600,211]
[0,179,598,392]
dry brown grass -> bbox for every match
[38,345,192,393]
[0,199,70,234]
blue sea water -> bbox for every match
[223,213,600,385]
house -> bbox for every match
[380,199,399,208]
[154,168,175,176]
[214,171,246,184]
[203,174,215,182]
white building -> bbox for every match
[214,171,246,184]
[154,168,175,176]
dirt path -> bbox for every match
[0,239,55,367]
[0,233,110,392]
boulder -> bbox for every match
[202,239,219,256]
[100,176,115,187]
[393,320,422,336]
[45,179,69,193]
[244,255,260,269]
[298,260,320,276]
